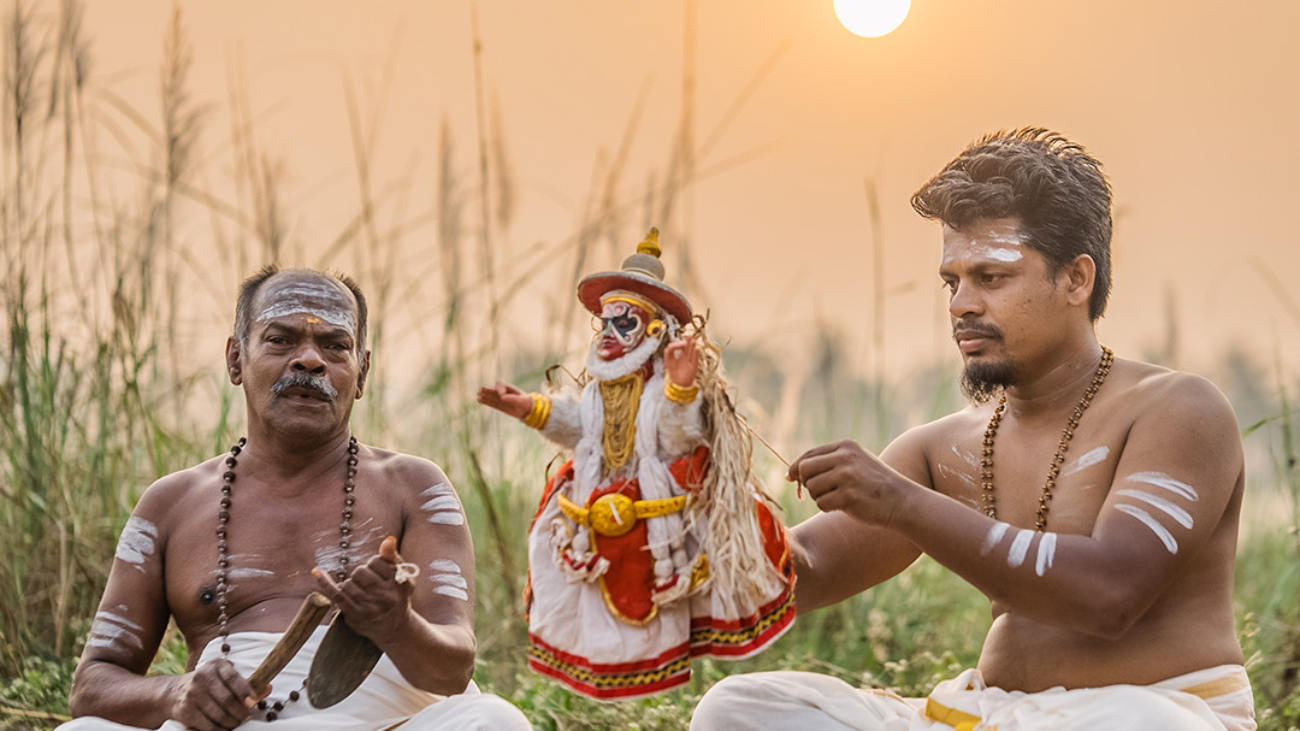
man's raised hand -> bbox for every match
[313,536,414,647]
[786,440,913,528]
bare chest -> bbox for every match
[933,421,1120,534]
[165,485,404,634]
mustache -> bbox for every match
[271,372,338,401]
[952,320,1003,341]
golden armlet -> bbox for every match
[557,493,689,538]
[523,393,552,429]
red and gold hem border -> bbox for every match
[527,588,796,700]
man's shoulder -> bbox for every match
[1112,359,1235,420]
[130,453,227,522]
[361,444,452,490]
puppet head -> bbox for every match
[579,229,692,377]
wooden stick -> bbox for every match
[247,592,332,694]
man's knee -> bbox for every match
[691,673,772,730]
[407,693,532,731]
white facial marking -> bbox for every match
[420,484,466,526]
[115,518,158,571]
[257,282,356,332]
[1007,529,1034,568]
[86,612,145,651]
[1126,472,1199,502]
[1115,504,1179,554]
[429,559,468,602]
[980,522,1011,556]
[1064,446,1110,477]
[1115,489,1194,530]
[1035,533,1058,577]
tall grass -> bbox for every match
[1,2,1299,730]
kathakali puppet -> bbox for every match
[478,228,795,700]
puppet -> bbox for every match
[478,229,794,700]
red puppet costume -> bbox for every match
[480,230,794,700]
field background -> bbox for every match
[2,1,1299,729]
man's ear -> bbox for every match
[226,337,243,385]
[1064,254,1096,309]
[355,349,371,399]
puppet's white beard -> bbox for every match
[585,334,662,382]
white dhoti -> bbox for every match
[59,628,531,731]
[689,664,1255,731]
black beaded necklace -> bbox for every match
[216,435,358,721]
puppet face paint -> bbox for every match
[1126,472,1199,502]
[1063,446,1109,477]
[595,299,652,361]
[86,611,144,652]
[115,518,158,572]
[429,558,469,601]
[255,281,357,335]
[420,483,465,526]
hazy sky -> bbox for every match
[76,0,1300,383]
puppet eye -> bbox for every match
[647,319,665,338]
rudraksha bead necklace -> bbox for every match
[980,346,1114,531]
[216,435,359,721]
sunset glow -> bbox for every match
[834,0,911,38]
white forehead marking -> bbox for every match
[420,484,465,526]
[1126,472,1198,502]
[1034,533,1057,577]
[257,282,356,332]
[1006,529,1034,568]
[980,522,1010,556]
[1063,447,1109,477]
[1116,489,1194,530]
[1115,504,1179,554]
[115,518,158,571]
[970,244,1024,263]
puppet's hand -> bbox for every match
[664,337,698,388]
[477,382,534,419]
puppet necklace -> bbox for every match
[980,346,1113,531]
[215,435,358,721]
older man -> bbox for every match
[691,129,1255,730]
[62,266,531,731]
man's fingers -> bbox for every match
[312,567,342,602]
[785,442,841,481]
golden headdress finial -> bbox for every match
[637,228,662,258]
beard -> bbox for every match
[960,359,1015,403]
[585,332,663,382]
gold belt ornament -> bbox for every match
[557,493,689,538]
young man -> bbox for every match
[62,267,531,731]
[690,129,1255,730]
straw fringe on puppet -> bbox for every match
[478,228,795,701]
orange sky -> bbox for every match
[76,0,1300,385]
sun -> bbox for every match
[833,0,911,38]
